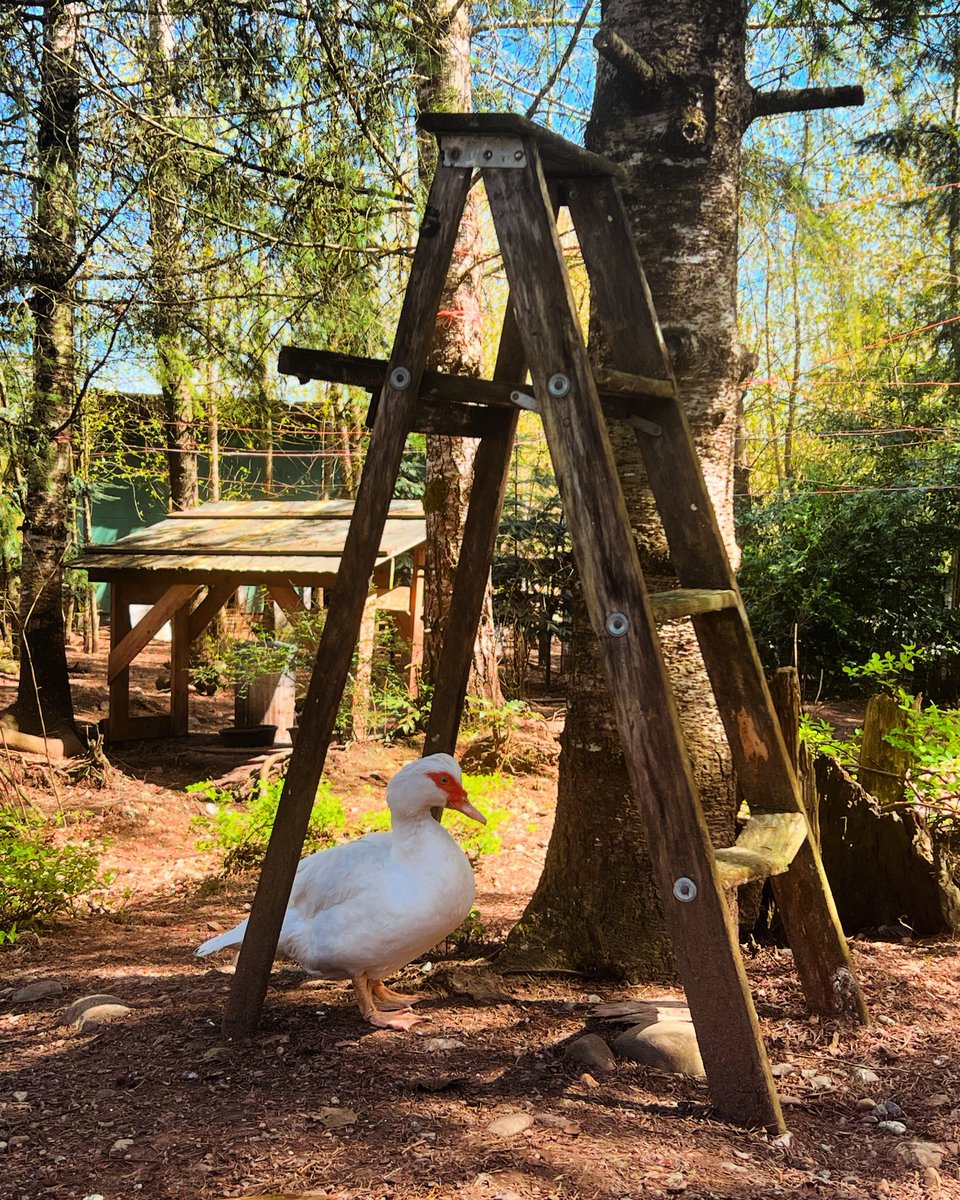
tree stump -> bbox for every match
[816,755,960,935]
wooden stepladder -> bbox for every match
[224,113,868,1132]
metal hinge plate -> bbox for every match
[439,135,527,169]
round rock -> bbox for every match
[74,1004,132,1032]
[58,994,128,1027]
[563,1034,617,1074]
[613,1020,705,1078]
[12,980,64,1003]
[894,1140,945,1170]
[487,1111,534,1138]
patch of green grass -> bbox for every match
[190,777,347,872]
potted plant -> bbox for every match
[194,635,298,747]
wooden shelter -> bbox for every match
[69,499,425,741]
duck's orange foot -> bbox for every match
[372,980,422,1010]
[368,1008,431,1032]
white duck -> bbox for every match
[195,753,484,1030]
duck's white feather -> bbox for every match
[195,754,476,983]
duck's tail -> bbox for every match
[196,918,248,957]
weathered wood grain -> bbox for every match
[279,345,668,422]
[107,583,199,682]
[423,300,525,758]
[188,581,241,643]
[418,111,626,180]
[485,145,784,1132]
[569,174,867,1026]
[222,162,474,1040]
[715,813,808,887]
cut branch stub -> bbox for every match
[749,84,865,125]
[593,28,674,87]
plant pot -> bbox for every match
[218,724,277,748]
[287,725,299,746]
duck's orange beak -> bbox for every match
[427,771,486,824]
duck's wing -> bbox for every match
[288,831,392,920]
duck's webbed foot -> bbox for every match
[371,979,422,1010]
[352,975,430,1031]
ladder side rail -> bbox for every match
[567,178,801,814]
[484,145,784,1133]
[423,299,526,756]
[570,177,867,1023]
[222,164,474,1039]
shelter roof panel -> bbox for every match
[70,500,426,580]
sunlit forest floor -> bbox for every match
[2,645,958,1200]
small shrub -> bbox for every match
[190,777,346,872]
[0,808,108,939]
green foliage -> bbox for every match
[192,767,509,875]
[799,713,860,767]
[738,487,960,694]
[444,906,489,955]
[367,623,433,740]
[452,773,511,860]
[842,644,922,696]
[190,777,346,872]
[801,647,960,825]
[0,808,109,939]
[192,632,298,699]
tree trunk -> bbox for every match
[416,0,503,704]
[504,0,749,975]
[0,0,83,755]
[146,0,199,512]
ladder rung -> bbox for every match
[648,588,740,622]
[279,345,672,426]
[714,813,808,888]
[593,366,675,402]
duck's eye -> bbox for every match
[438,774,449,784]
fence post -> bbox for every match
[858,693,911,806]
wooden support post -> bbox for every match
[568,176,867,1027]
[407,546,425,696]
[107,578,132,741]
[222,162,474,1040]
[485,146,784,1131]
[170,599,192,736]
[189,581,240,643]
[351,594,378,742]
[107,583,200,683]
[423,300,525,756]
[266,583,308,625]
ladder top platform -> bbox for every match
[417,112,627,182]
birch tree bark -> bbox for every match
[504,0,751,975]
[417,0,503,704]
[145,0,199,511]
[1,0,83,755]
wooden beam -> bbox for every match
[715,813,808,888]
[407,545,425,697]
[223,161,474,1040]
[103,713,172,743]
[107,578,132,741]
[423,298,526,757]
[266,583,307,623]
[279,345,670,420]
[171,602,191,736]
[188,581,240,643]
[107,582,201,683]
[487,146,784,1132]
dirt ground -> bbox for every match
[2,644,959,1200]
